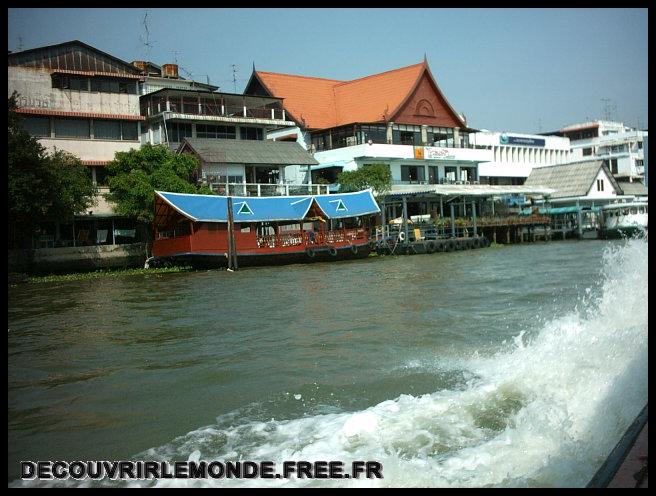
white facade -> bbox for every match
[472,131,571,184]
[564,121,648,180]
[285,142,492,188]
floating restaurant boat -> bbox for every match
[151,189,380,268]
[598,201,648,239]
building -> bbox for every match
[244,59,492,188]
[133,60,218,96]
[523,160,631,207]
[8,40,144,249]
[472,131,571,185]
[543,121,648,184]
[178,138,321,195]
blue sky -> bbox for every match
[8,8,648,133]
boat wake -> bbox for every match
[14,237,648,487]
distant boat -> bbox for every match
[151,189,380,268]
[598,202,648,239]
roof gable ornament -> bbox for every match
[236,201,253,215]
[330,199,348,212]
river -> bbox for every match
[8,237,648,487]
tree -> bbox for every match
[105,143,205,224]
[8,94,97,248]
[105,144,211,256]
[337,163,392,196]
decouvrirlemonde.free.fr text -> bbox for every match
[22,460,383,480]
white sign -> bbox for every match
[424,147,456,160]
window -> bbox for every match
[197,124,236,139]
[168,122,192,143]
[596,179,604,191]
[359,125,387,145]
[70,77,89,91]
[611,159,618,174]
[582,148,593,156]
[638,141,643,150]
[241,127,263,140]
[428,166,439,184]
[54,118,90,138]
[121,122,139,141]
[95,166,109,186]
[228,175,243,183]
[22,116,50,137]
[94,120,122,140]
[93,120,139,141]
[401,165,425,182]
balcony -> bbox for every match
[140,89,293,126]
[206,182,330,196]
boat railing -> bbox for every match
[256,228,367,249]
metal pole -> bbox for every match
[450,203,455,238]
[227,197,238,270]
[72,218,76,247]
[112,218,116,245]
[381,199,386,240]
[577,199,583,239]
[402,196,409,243]
[472,199,477,236]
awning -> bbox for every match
[311,160,349,171]
[155,189,380,224]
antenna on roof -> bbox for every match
[231,64,238,93]
[423,52,427,64]
[601,97,612,121]
[252,61,256,72]
[139,10,155,60]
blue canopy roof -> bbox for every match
[155,189,380,223]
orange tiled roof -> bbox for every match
[253,61,464,130]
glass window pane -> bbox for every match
[22,116,50,137]
[54,118,90,138]
[121,122,139,141]
[94,120,121,140]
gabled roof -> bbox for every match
[616,180,648,196]
[524,160,621,198]
[247,60,466,130]
[154,189,380,224]
[7,40,141,75]
[179,138,318,166]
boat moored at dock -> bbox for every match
[151,189,380,269]
[598,202,648,239]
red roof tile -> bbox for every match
[252,61,465,130]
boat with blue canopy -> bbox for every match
[151,189,380,268]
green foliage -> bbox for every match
[337,163,392,195]
[27,265,195,283]
[105,144,206,223]
[8,93,97,240]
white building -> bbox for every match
[472,131,571,185]
[546,121,647,183]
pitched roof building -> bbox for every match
[245,60,490,190]
[523,160,625,203]
[246,61,466,131]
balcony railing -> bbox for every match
[145,101,287,121]
[256,228,367,249]
[207,182,330,196]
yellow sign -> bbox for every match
[414,147,424,159]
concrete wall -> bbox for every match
[8,242,147,275]
[8,67,140,115]
[37,138,139,162]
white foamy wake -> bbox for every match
[15,237,648,488]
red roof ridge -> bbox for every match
[255,70,343,84]
[333,61,424,88]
